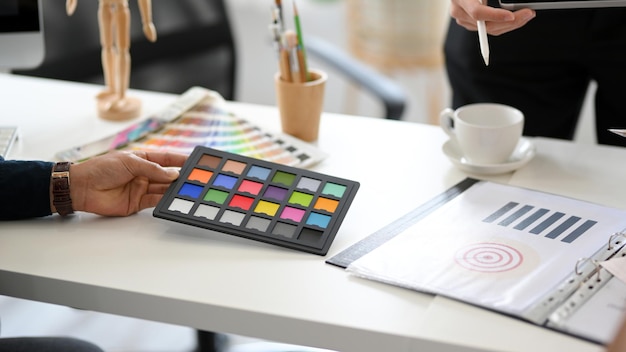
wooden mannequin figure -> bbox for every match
[66,0,157,121]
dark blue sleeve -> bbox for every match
[0,156,54,220]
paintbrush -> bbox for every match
[293,0,309,81]
[275,0,284,30]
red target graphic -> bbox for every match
[454,243,523,273]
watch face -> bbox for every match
[0,0,40,33]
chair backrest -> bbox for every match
[14,0,237,100]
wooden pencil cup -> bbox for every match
[275,69,327,142]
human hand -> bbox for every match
[450,0,536,35]
[61,151,187,217]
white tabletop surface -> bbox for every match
[1,73,622,352]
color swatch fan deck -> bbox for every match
[56,87,327,168]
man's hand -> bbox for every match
[63,151,187,217]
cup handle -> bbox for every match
[439,108,456,139]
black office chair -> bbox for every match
[15,0,405,120]
[15,1,406,351]
[306,36,406,120]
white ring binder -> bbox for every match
[338,179,626,345]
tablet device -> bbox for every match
[0,0,44,70]
[499,0,626,9]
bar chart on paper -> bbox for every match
[483,201,598,244]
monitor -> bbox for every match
[0,0,44,70]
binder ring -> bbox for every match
[592,259,602,283]
[575,257,590,276]
[575,258,603,283]
[608,232,626,250]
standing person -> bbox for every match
[444,0,626,146]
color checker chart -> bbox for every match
[154,146,360,255]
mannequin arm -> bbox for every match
[138,0,157,42]
[66,0,77,15]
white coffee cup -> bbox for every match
[440,103,524,164]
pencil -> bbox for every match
[293,0,310,81]
[296,45,307,83]
[477,0,490,66]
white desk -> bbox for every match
[0,73,621,352]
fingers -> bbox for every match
[117,151,181,183]
[125,180,172,215]
[490,9,535,35]
[451,0,515,25]
[450,0,535,35]
[126,180,170,214]
[134,182,173,213]
[147,182,172,195]
[139,193,165,211]
[131,150,188,168]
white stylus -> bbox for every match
[477,0,490,66]
[609,129,626,138]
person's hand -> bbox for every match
[450,0,536,35]
[61,151,187,217]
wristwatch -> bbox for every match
[52,161,74,216]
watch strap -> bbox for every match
[52,162,74,216]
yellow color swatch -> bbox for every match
[254,200,280,216]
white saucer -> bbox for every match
[442,138,536,175]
